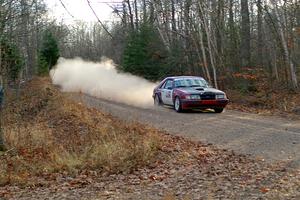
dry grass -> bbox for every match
[1,77,162,186]
[227,88,300,117]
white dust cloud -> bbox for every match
[50,57,156,108]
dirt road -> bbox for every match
[77,94,300,168]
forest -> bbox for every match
[0,0,299,89]
[61,0,300,91]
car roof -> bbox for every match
[166,76,204,80]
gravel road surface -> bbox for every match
[75,94,300,168]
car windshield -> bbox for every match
[174,78,208,88]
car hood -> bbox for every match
[176,87,225,94]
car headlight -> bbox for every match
[186,94,201,100]
[216,94,225,99]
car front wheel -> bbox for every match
[154,94,161,106]
[174,97,182,112]
[214,108,224,113]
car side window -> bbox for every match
[161,80,167,89]
[164,80,173,90]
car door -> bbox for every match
[161,80,174,105]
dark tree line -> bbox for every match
[0,0,62,84]
[1,0,293,91]
[58,0,299,91]
[1,0,297,91]
[118,0,299,89]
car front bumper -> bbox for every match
[181,99,229,109]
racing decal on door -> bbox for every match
[166,91,171,98]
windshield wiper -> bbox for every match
[176,85,188,88]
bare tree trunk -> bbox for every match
[0,100,3,151]
[198,28,212,83]
[212,0,225,67]
[34,0,40,75]
[134,0,139,30]
[149,0,154,24]
[271,0,298,89]
[142,0,147,23]
[21,0,33,79]
[272,46,279,80]
[126,0,134,31]
[151,0,171,51]
[171,0,176,33]
[206,30,218,89]
[122,1,128,27]
[198,2,218,88]
[240,0,251,67]
[0,46,4,151]
[229,0,239,68]
[257,0,263,66]
[162,0,170,44]
[183,0,191,50]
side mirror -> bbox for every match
[167,87,173,90]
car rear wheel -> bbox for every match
[214,108,224,113]
[174,97,182,112]
[154,94,161,106]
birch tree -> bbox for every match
[271,0,298,89]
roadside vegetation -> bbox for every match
[1,78,161,186]
[225,72,300,117]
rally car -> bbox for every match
[153,76,229,113]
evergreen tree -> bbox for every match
[38,31,60,75]
[0,38,24,151]
[122,24,167,81]
[0,38,24,81]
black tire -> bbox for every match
[174,97,183,112]
[214,108,224,113]
[154,94,161,106]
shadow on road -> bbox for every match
[162,105,217,114]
